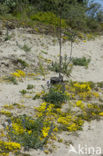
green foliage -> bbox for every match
[43,87,68,108]
[31,12,67,27]
[66,3,87,31]
[86,18,101,32]
[0,0,103,33]
[49,55,73,77]
[17,59,28,68]
[33,94,40,100]
[97,82,103,88]
[15,152,31,156]
[4,76,18,85]
[37,57,46,79]
[0,3,9,15]
[87,81,95,89]
[20,90,27,95]
[4,0,17,11]
[96,10,103,23]
[72,57,91,67]
[41,50,48,55]
[7,115,49,150]
[27,84,34,90]
[78,104,103,121]
[0,0,102,33]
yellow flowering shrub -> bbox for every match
[0,110,12,117]
[12,123,25,134]
[0,140,21,154]
[99,112,103,116]
[34,102,55,117]
[76,100,85,109]
[42,127,50,138]
[11,70,26,79]
[73,83,91,92]
[67,123,78,131]
[3,104,14,110]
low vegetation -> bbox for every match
[27,84,34,90]
[0,0,103,156]
[20,89,27,95]
[4,76,18,85]
[42,87,68,108]
[1,81,103,155]
[72,57,91,67]
[49,55,73,77]
[17,59,28,68]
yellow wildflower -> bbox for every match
[42,127,50,138]
[99,112,103,116]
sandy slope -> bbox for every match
[0,27,103,156]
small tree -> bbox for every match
[50,0,77,80]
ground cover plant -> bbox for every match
[72,57,91,67]
[27,84,34,90]
[4,76,18,85]
[3,70,26,84]
[7,115,52,150]
[17,59,28,68]
[42,87,69,108]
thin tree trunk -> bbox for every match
[59,8,62,78]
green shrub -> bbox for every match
[17,59,28,68]
[0,3,9,15]
[31,12,67,28]
[43,87,68,108]
[27,84,34,90]
[20,89,27,95]
[4,76,18,85]
[4,0,17,11]
[72,57,91,67]
[97,82,103,88]
[88,81,95,89]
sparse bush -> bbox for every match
[38,58,46,79]
[72,57,91,67]
[97,82,103,88]
[27,84,34,90]
[17,59,28,68]
[49,55,73,77]
[4,76,18,85]
[20,89,27,95]
[88,81,95,89]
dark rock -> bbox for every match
[50,75,63,84]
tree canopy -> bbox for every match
[0,0,103,32]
